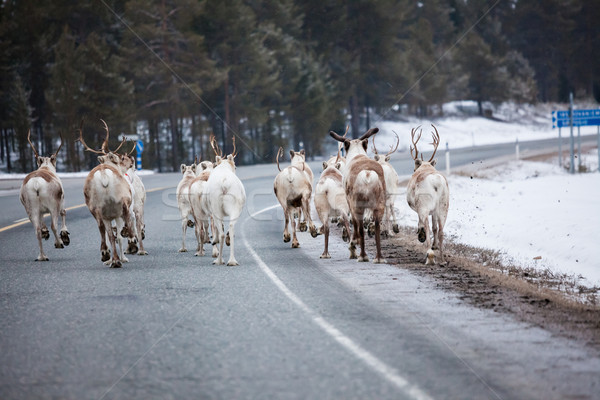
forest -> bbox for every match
[1,0,599,172]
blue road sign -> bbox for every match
[136,140,144,153]
[552,109,600,128]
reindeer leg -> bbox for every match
[59,206,70,246]
[136,210,147,255]
[291,210,300,248]
[122,203,138,255]
[213,222,225,265]
[424,216,434,265]
[92,210,110,262]
[31,211,48,261]
[194,216,204,257]
[349,217,358,259]
[104,219,121,268]
[357,224,368,262]
[226,221,238,266]
[303,196,318,238]
[282,207,291,243]
[320,221,331,259]
[179,214,188,252]
[373,212,386,264]
[50,210,64,249]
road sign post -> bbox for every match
[136,140,144,171]
[552,101,600,173]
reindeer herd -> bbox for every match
[19,121,449,268]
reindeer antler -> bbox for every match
[385,131,400,157]
[231,135,237,158]
[276,147,283,171]
[410,126,423,161]
[53,132,64,157]
[428,124,440,162]
[77,120,106,155]
[99,119,111,153]
[27,130,39,159]
[209,135,222,158]
[371,135,379,155]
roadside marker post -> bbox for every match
[445,142,450,176]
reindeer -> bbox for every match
[188,157,217,257]
[20,131,70,261]
[122,150,148,256]
[289,149,314,233]
[206,136,246,266]
[274,147,318,248]
[372,131,401,236]
[314,150,351,258]
[80,121,138,268]
[329,128,386,263]
[406,125,449,265]
[176,162,197,252]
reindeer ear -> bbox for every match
[191,164,196,172]
[335,162,342,170]
[344,141,350,153]
[385,155,391,162]
[37,157,43,168]
[362,140,368,152]
[300,149,305,156]
[180,164,186,173]
[215,156,222,164]
[374,155,380,161]
[98,155,105,164]
[414,159,422,170]
[322,161,328,170]
[50,155,57,167]
[289,150,294,159]
[431,159,437,167]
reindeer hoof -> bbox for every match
[41,227,50,240]
[60,231,70,246]
[212,259,224,265]
[194,251,204,257]
[393,224,400,234]
[55,242,64,249]
[141,229,146,240]
[358,255,369,262]
[283,234,291,243]
[342,227,349,242]
[373,258,387,264]
[310,227,318,238]
[178,248,187,253]
[36,256,49,262]
[320,253,331,259]
[101,250,111,262]
[110,260,122,268]
[299,222,307,232]
[127,241,138,255]
[292,241,300,248]
[418,228,426,243]
[138,250,148,256]
[227,260,239,266]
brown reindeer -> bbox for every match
[329,128,386,263]
[20,131,70,261]
[406,125,449,265]
[80,120,138,268]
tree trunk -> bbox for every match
[349,92,360,138]
[169,113,179,171]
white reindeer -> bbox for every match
[274,147,318,248]
[206,136,246,266]
[189,159,217,257]
[80,121,138,268]
[123,153,148,255]
[406,125,449,265]
[20,131,70,261]
[372,132,401,236]
[314,153,351,258]
[176,162,197,252]
[290,149,314,233]
[329,128,386,263]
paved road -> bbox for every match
[1,137,599,399]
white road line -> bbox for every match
[243,205,432,400]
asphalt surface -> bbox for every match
[1,136,599,399]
